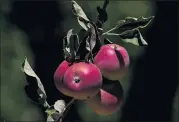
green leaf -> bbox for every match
[45,108,56,116]
[120,29,148,46]
[22,57,49,108]
[54,100,66,114]
[104,29,148,46]
[63,29,80,60]
[46,108,58,121]
[116,16,154,32]
[96,0,109,28]
[85,23,96,52]
[63,36,71,59]
[71,0,90,30]
[67,29,79,57]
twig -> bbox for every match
[60,99,75,121]
[56,99,75,122]
[104,32,121,36]
[102,27,117,35]
[66,98,75,109]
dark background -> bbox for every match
[0,0,178,121]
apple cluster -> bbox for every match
[21,0,153,119]
[53,0,154,116]
[54,42,129,116]
[52,0,131,116]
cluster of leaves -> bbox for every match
[21,0,154,122]
[63,0,154,64]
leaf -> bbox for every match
[85,36,90,51]
[96,0,109,28]
[54,100,66,114]
[46,99,75,122]
[103,38,113,44]
[75,35,89,60]
[45,108,57,116]
[22,57,49,107]
[47,115,54,121]
[24,76,39,104]
[46,108,58,121]
[116,16,154,32]
[63,29,80,60]
[90,21,103,55]
[71,0,90,30]
[67,29,76,57]
[45,106,64,122]
[89,24,96,51]
[87,23,96,52]
[83,22,99,62]
[70,35,79,58]
[66,29,74,45]
[63,36,71,59]
[103,29,147,46]
[120,29,148,46]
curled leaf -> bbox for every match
[22,57,49,107]
[116,16,154,32]
[67,29,79,57]
[85,36,90,51]
[90,21,103,56]
[63,36,71,60]
[84,22,101,62]
[86,23,96,52]
[75,35,89,61]
[72,0,90,30]
[67,29,74,45]
[70,34,79,57]
[120,29,148,46]
[96,0,109,28]
[63,29,80,61]
[103,16,154,35]
[54,100,66,114]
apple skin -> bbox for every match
[54,60,71,84]
[94,44,130,80]
[86,78,124,116]
[63,62,103,100]
[54,60,74,97]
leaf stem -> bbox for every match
[102,27,117,35]
[104,32,121,36]
[45,101,50,108]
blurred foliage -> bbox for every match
[0,15,44,120]
[0,0,178,122]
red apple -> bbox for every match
[54,60,73,96]
[94,44,130,80]
[63,62,103,100]
[86,80,124,115]
[54,60,71,83]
